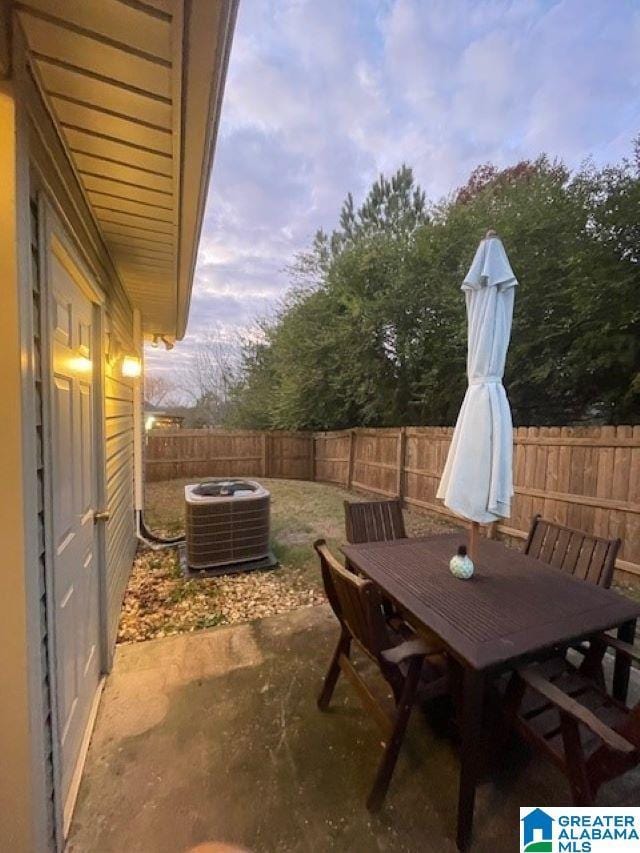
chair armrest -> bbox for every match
[518,665,635,754]
[597,633,640,664]
[382,638,440,665]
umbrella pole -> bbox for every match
[469,521,480,561]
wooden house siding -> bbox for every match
[104,282,137,654]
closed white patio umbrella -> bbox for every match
[436,230,518,556]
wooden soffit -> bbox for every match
[16,0,237,338]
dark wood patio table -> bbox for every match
[342,532,640,851]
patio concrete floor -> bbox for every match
[68,604,640,853]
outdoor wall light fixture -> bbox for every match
[121,355,142,378]
[106,332,141,378]
[150,333,174,351]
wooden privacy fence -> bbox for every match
[146,425,640,579]
[145,430,314,482]
[314,425,640,580]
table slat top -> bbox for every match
[342,534,640,670]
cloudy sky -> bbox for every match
[146,0,639,378]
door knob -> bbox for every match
[93,510,110,523]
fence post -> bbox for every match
[262,432,269,478]
[396,427,406,500]
[309,433,315,481]
[347,429,356,489]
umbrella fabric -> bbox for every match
[437,235,517,523]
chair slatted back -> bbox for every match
[314,539,390,658]
[344,500,406,544]
[525,514,620,588]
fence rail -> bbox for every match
[146,425,640,580]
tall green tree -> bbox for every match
[227,144,640,430]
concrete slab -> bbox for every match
[68,606,640,853]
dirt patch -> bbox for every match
[118,547,324,643]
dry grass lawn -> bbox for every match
[118,478,457,643]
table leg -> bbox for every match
[456,668,485,851]
[613,619,636,702]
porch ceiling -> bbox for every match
[16,0,237,339]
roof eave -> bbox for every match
[175,0,238,341]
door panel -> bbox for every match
[52,375,74,553]
[78,382,92,516]
[48,243,101,814]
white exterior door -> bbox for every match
[48,236,102,823]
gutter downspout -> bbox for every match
[134,316,184,548]
[132,309,144,521]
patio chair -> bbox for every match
[525,515,622,676]
[525,514,620,588]
[502,635,640,805]
[344,499,406,545]
[344,499,407,621]
[314,539,448,812]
